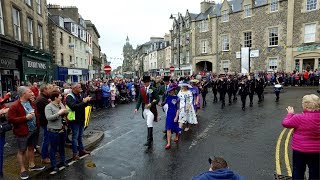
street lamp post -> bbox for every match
[170,13,181,76]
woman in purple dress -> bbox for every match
[190,80,200,114]
[161,84,180,150]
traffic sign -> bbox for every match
[104,65,112,74]
[170,66,175,73]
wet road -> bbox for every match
[34,87,318,180]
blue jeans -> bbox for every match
[0,135,5,176]
[70,121,84,155]
[41,125,50,159]
[103,97,109,108]
[48,131,66,168]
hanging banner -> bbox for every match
[241,47,249,74]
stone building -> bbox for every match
[178,0,320,74]
[170,10,198,75]
[122,36,135,77]
[85,20,102,78]
[0,0,51,96]
[48,5,90,82]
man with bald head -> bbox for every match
[66,83,91,161]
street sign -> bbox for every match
[104,65,112,74]
[170,66,175,73]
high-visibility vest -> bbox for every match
[66,93,76,121]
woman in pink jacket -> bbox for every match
[282,94,320,180]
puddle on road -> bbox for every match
[85,161,97,168]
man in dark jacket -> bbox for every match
[66,83,91,161]
[35,84,51,164]
[192,157,245,180]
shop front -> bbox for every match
[293,44,320,72]
[22,49,51,83]
[54,66,68,82]
[0,39,22,97]
[81,69,89,81]
[68,69,82,83]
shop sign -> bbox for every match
[68,69,82,75]
[297,44,320,52]
[0,58,16,69]
[26,60,47,69]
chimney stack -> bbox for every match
[200,0,215,13]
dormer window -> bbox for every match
[244,4,252,17]
[222,10,229,22]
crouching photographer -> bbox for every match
[45,90,69,173]
[0,92,12,177]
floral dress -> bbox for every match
[177,90,198,124]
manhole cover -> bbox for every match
[85,161,96,168]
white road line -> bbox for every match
[91,130,134,155]
[189,123,215,149]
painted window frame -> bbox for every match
[244,32,252,47]
[268,27,279,47]
[38,24,43,49]
[304,23,316,43]
[306,0,317,11]
[268,57,278,70]
[222,35,230,51]
[201,40,207,54]
[36,0,41,14]
[222,10,229,22]
[12,8,21,41]
[27,18,34,46]
[222,60,229,72]
[244,4,252,17]
[270,0,279,12]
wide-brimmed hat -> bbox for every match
[178,80,192,88]
[142,76,151,82]
[167,83,178,92]
[163,76,170,82]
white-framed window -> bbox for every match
[201,40,207,53]
[59,17,64,27]
[36,0,41,14]
[306,0,317,11]
[174,54,177,64]
[269,58,278,70]
[174,38,177,47]
[222,35,229,51]
[38,24,43,49]
[244,4,252,17]
[186,51,190,64]
[270,0,279,12]
[200,20,208,32]
[0,1,4,35]
[244,32,252,47]
[222,60,229,72]
[222,10,229,22]
[304,23,316,43]
[12,8,21,41]
[268,27,279,46]
[27,18,33,46]
[179,52,183,64]
[25,0,32,6]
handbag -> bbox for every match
[0,121,12,134]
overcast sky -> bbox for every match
[47,0,223,69]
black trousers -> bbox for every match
[241,95,247,108]
[257,93,263,102]
[212,91,218,102]
[232,91,238,100]
[275,91,280,100]
[220,92,226,106]
[248,93,254,104]
[292,150,320,180]
[202,93,207,107]
[227,92,233,103]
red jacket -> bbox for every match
[30,87,39,97]
[8,99,34,136]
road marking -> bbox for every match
[284,129,293,177]
[91,130,134,155]
[276,128,287,175]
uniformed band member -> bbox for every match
[232,76,239,102]
[226,76,234,105]
[218,75,227,109]
[247,76,256,107]
[134,76,160,150]
[200,77,210,108]
[239,77,249,111]
[211,77,218,103]
[255,76,265,103]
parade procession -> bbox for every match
[0,0,320,179]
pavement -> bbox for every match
[2,86,319,179]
